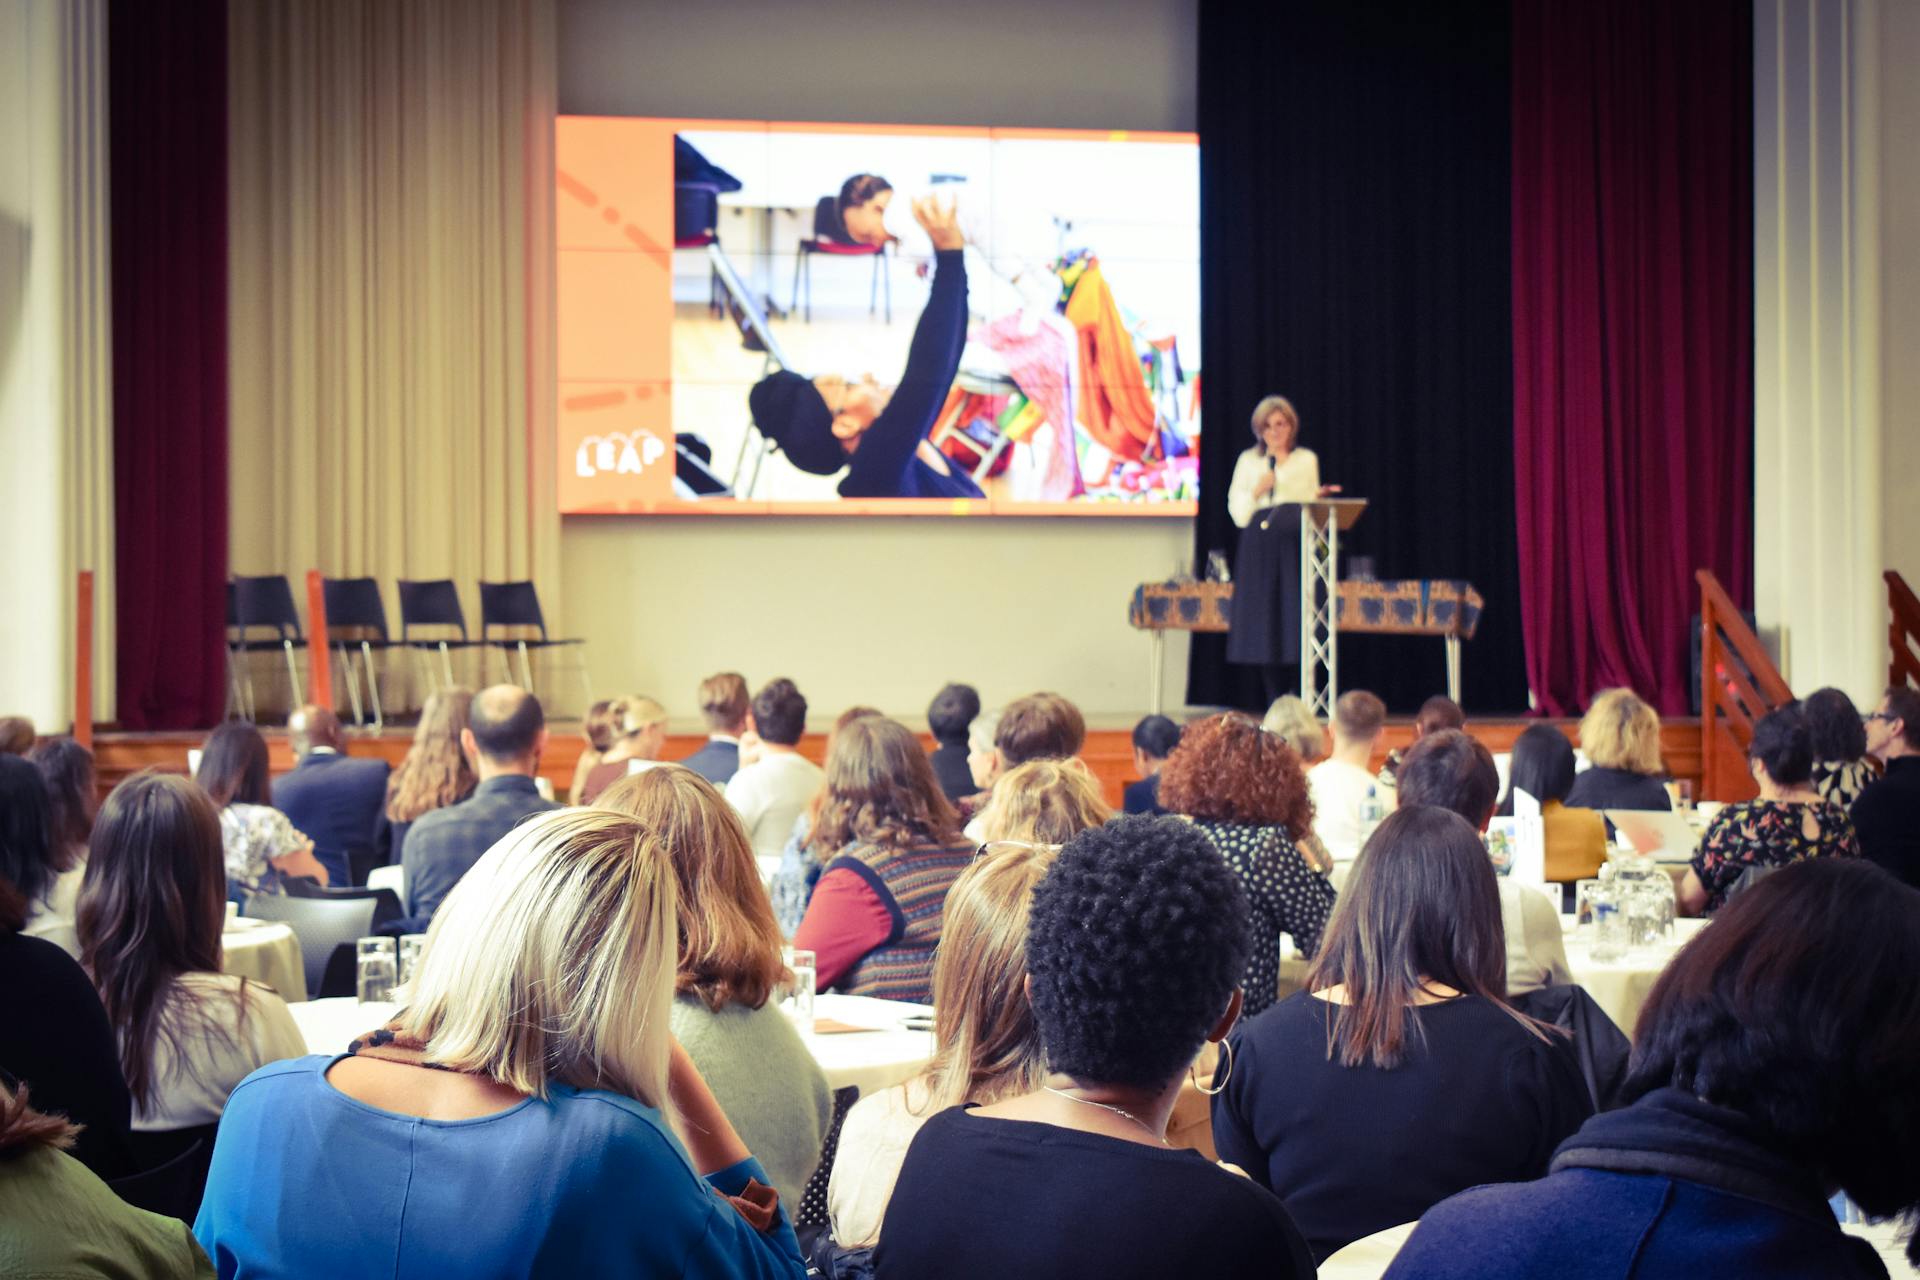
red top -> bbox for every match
[791,869,895,990]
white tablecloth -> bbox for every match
[1562,916,1710,1037]
[289,992,934,1095]
[223,919,307,1003]
[367,864,404,900]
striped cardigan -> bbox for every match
[824,839,974,1003]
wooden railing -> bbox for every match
[73,571,94,749]
[1889,571,1920,690]
[1697,569,1793,802]
[305,570,333,710]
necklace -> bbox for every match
[1041,1086,1169,1147]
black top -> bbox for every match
[1851,756,1920,889]
[927,742,975,805]
[271,752,391,886]
[0,930,134,1178]
[1213,991,1593,1262]
[1122,772,1164,815]
[1564,766,1672,814]
[874,1104,1313,1279]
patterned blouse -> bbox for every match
[220,802,311,897]
[1810,758,1874,811]
[1690,798,1860,914]
[1190,819,1337,1019]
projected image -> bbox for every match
[557,118,1199,516]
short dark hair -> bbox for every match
[468,687,545,761]
[1801,687,1866,761]
[1396,729,1499,828]
[1625,859,1920,1264]
[1416,696,1465,736]
[1747,703,1813,787]
[751,678,808,747]
[1884,686,1920,750]
[1025,815,1251,1089]
[927,683,981,744]
[995,693,1086,767]
[1130,714,1181,760]
[195,722,272,808]
[0,756,57,906]
[26,738,94,862]
[1498,723,1577,815]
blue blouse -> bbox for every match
[194,1055,806,1279]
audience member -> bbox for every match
[1214,805,1591,1263]
[955,708,1001,823]
[1397,730,1572,995]
[271,705,390,886]
[1308,690,1388,862]
[1497,723,1607,884]
[27,739,95,942]
[194,722,328,895]
[2,754,81,955]
[1565,688,1672,812]
[1384,858,1920,1278]
[194,808,808,1276]
[0,714,34,755]
[78,774,304,1159]
[791,717,971,1002]
[1156,713,1336,1018]
[0,1081,210,1279]
[1123,714,1181,815]
[829,840,1057,1250]
[1852,685,1920,888]
[926,682,982,804]
[568,697,617,803]
[596,767,831,1203]
[1377,695,1463,791]
[1261,694,1327,764]
[682,673,751,785]
[576,694,669,805]
[726,678,825,865]
[1681,704,1859,916]
[876,816,1314,1279]
[964,692,1087,835]
[0,877,133,1178]
[375,686,477,866]
[400,686,558,924]
[1803,686,1874,808]
[768,705,881,934]
[976,758,1111,845]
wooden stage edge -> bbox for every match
[89,719,1710,811]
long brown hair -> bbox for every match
[809,717,961,854]
[27,737,95,866]
[196,722,271,808]
[595,766,786,1013]
[1306,805,1544,1069]
[1157,712,1315,838]
[386,687,478,823]
[804,705,882,833]
[919,842,1057,1113]
[77,772,242,1108]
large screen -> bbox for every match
[557,117,1199,516]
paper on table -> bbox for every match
[1605,810,1701,862]
[810,1019,883,1035]
[1508,788,1546,885]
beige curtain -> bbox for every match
[227,0,559,708]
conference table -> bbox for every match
[289,992,935,1095]
[222,917,307,1003]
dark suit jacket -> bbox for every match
[271,751,391,887]
[1851,756,1920,889]
[679,738,741,785]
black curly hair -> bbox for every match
[1025,814,1252,1089]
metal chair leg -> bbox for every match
[281,640,302,716]
[576,654,595,711]
[517,640,536,694]
[338,644,365,725]
[362,642,384,732]
[439,641,455,690]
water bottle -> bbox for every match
[1359,785,1384,845]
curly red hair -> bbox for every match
[1156,713,1315,838]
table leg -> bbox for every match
[1446,634,1462,704]
[1149,630,1165,716]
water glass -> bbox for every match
[781,947,816,1033]
[397,935,426,987]
[355,937,397,1004]
[1573,878,1605,932]
[1589,884,1627,963]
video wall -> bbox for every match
[556,117,1199,516]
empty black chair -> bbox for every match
[396,578,478,695]
[477,581,592,704]
[322,576,392,730]
[228,575,307,722]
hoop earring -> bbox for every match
[1191,1038,1233,1097]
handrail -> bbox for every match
[1889,571,1920,689]
[1697,569,1792,801]
[306,571,332,710]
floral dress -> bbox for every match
[1690,799,1859,914]
[220,802,311,897]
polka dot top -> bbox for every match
[1192,819,1337,1019]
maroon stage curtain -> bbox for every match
[1510,0,1752,717]
[109,0,229,730]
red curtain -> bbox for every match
[1510,0,1752,717]
[109,0,230,729]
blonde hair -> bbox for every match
[398,808,677,1112]
[921,842,1058,1113]
[1249,394,1299,453]
[1262,695,1327,763]
[596,766,786,1013]
[978,759,1111,844]
[611,695,669,739]
[1579,688,1664,776]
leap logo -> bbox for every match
[575,430,667,479]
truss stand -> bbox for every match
[1298,499,1368,719]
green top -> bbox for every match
[0,1143,213,1278]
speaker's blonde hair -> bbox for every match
[398,808,677,1115]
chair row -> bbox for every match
[225,575,590,728]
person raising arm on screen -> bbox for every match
[749,196,983,501]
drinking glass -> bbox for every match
[356,937,397,1004]
[1675,779,1695,811]
[397,935,426,988]
[1573,878,1605,933]
[781,947,816,1034]
[1589,884,1627,963]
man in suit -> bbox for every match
[680,672,749,785]
[400,685,559,925]
[272,705,390,887]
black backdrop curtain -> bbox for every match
[1192,0,1527,713]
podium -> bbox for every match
[1295,499,1367,718]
